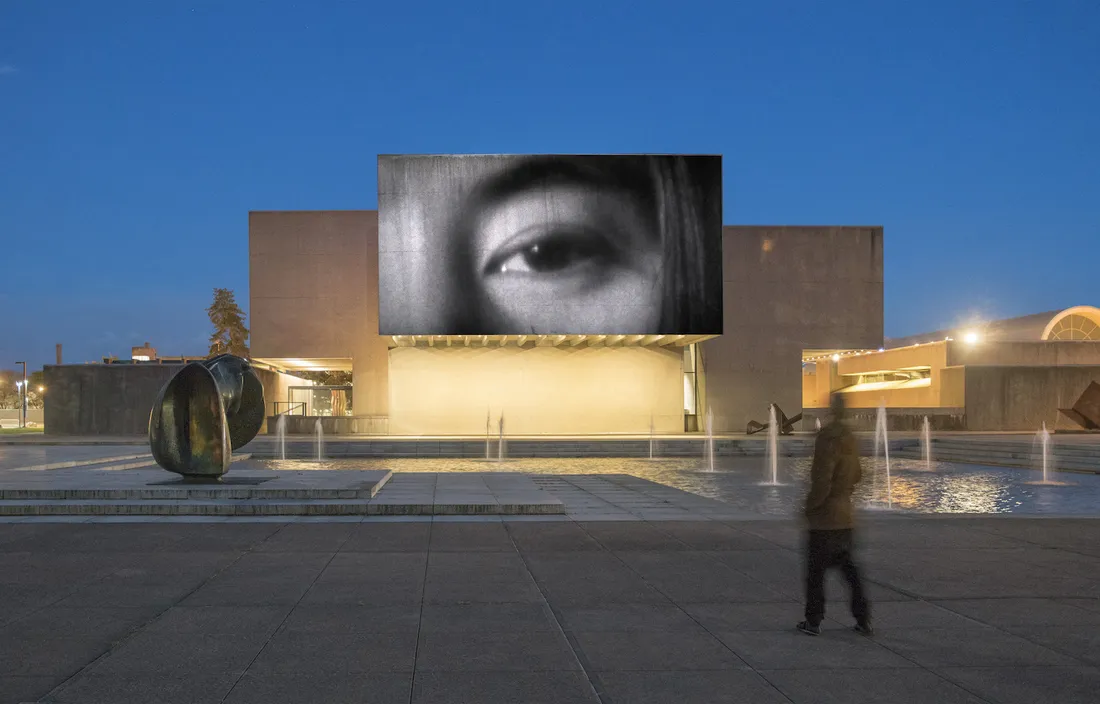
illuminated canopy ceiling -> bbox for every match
[388,334,717,349]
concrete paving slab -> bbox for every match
[716,629,918,670]
[248,631,418,674]
[873,626,1078,667]
[41,673,239,704]
[411,671,598,704]
[341,521,431,551]
[419,603,558,633]
[1,606,164,643]
[933,597,1100,627]
[252,522,356,552]
[278,605,421,634]
[2,676,67,704]
[503,521,604,551]
[0,635,113,677]
[684,602,838,632]
[555,604,702,632]
[1003,625,1100,666]
[615,551,791,603]
[414,630,580,672]
[571,628,748,671]
[759,668,987,704]
[86,631,269,677]
[224,673,412,704]
[596,671,789,704]
[934,666,1100,704]
[138,605,291,635]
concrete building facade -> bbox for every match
[250,211,884,435]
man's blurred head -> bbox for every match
[829,392,847,422]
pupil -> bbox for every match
[521,238,598,273]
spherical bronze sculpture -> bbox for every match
[148,354,265,479]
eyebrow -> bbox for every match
[473,156,653,209]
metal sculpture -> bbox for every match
[1058,381,1100,432]
[746,404,803,436]
[149,354,265,479]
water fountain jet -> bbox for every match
[315,419,324,461]
[649,415,656,460]
[497,414,505,462]
[921,416,932,471]
[276,414,287,461]
[485,410,492,461]
[704,407,715,472]
[765,404,780,485]
[873,405,892,507]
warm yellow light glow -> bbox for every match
[963,331,980,345]
[831,354,841,362]
[38,386,44,392]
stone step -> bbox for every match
[892,449,1099,474]
[250,438,825,459]
[0,498,565,516]
[10,453,153,472]
[899,443,1099,462]
[909,440,1099,456]
[0,486,382,500]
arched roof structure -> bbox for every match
[1041,306,1100,341]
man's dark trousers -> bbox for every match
[805,528,869,627]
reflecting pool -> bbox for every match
[252,456,1100,516]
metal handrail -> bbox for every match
[273,402,307,416]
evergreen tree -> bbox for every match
[206,288,250,358]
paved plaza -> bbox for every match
[2,515,1099,703]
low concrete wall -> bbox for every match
[265,415,389,435]
[0,409,45,427]
[949,341,1100,367]
[44,364,309,437]
[964,366,1100,431]
[801,408,967,432]
[43,364,181,436]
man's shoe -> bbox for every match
[796,621,821,636]
[854,621,874,636]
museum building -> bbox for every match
[248,210,884,435]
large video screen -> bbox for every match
[378,154,723,336]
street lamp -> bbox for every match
[15,361,26,429]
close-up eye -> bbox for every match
[483,229,618,276]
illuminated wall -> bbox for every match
[387,345,683,435]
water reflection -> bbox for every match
[250,456,1098,516]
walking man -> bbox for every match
[797,393,873,636]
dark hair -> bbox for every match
[647,156,723,334]
[444,155,722,335]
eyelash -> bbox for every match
[481,228,618,276]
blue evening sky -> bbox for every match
[1,1,1097,370]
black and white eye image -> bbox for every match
[378,154,723,336]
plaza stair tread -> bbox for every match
[0,497,565,516]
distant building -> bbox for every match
[802,307,1100,431]
[131,342,157,361]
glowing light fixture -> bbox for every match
[963,331,980,345]
[831,354,841,362]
